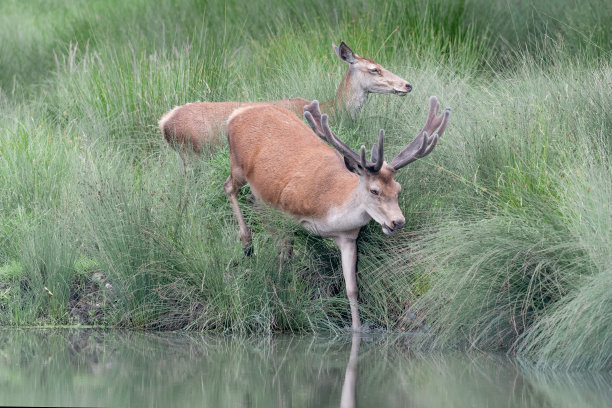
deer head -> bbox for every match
[304,96,450,234]
[333,41,413,97]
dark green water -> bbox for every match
[0,330,610,407]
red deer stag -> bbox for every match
[223,96,450,330]
[159,42,412,162]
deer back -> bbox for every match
[159,101,242,152]
[227,105,358,218]
[160,98,312,153]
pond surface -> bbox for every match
[0,329,610,408]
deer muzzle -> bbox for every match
[394,83,412,96]
[382,218,406,235]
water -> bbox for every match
[0,329,610,407]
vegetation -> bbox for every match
[0,0,609,370]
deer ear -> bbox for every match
[332,43,340,58]
[344,157,364,175]
[334,41,357,64]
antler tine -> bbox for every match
[425,96,440,131]
[367,129,385,173]
[360,146,367,169]
[304,99,321,120]
[436,107,451,136]
[388,97,451,171]
[422,107,450,156]
[304,100,325,138]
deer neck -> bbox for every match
[321,176,371,233]
[330,69,368,118]
[296,173,369,237]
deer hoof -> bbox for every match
[246,193,256,205]
[243,246,254,257]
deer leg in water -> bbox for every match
[340,333,361,408]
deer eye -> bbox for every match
[368,67,380,74]
[370,189,379,196]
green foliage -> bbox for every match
[0,0,609,370]
[396,62,611,370]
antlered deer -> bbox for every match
[224,96,450,330]
[159,42,412,159]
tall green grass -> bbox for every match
[0,0,610,370]
[394,59,611,370]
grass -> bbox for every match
[390,58,611,370]
[0,0,610,370]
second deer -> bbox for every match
[159,42,412,160]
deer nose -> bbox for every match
[405,83,412,92]
[392,219,406,230]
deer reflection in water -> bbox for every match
[340,333,361,408]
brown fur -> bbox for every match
[159,43,411,156]
[227,105,358,218]
[160,98,309,154]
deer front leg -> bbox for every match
[334,235,361,331]
[223,175,253,255]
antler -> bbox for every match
[304,100,384,173]
[388,96,450,171]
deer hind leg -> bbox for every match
[223,174,253,256]
[278,235,294,261]
[277,235,295,277]
[177,150,187,174]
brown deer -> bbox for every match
[159,42,412,160]
[224,96,450,330]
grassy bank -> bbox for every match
[0,0,610,370]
